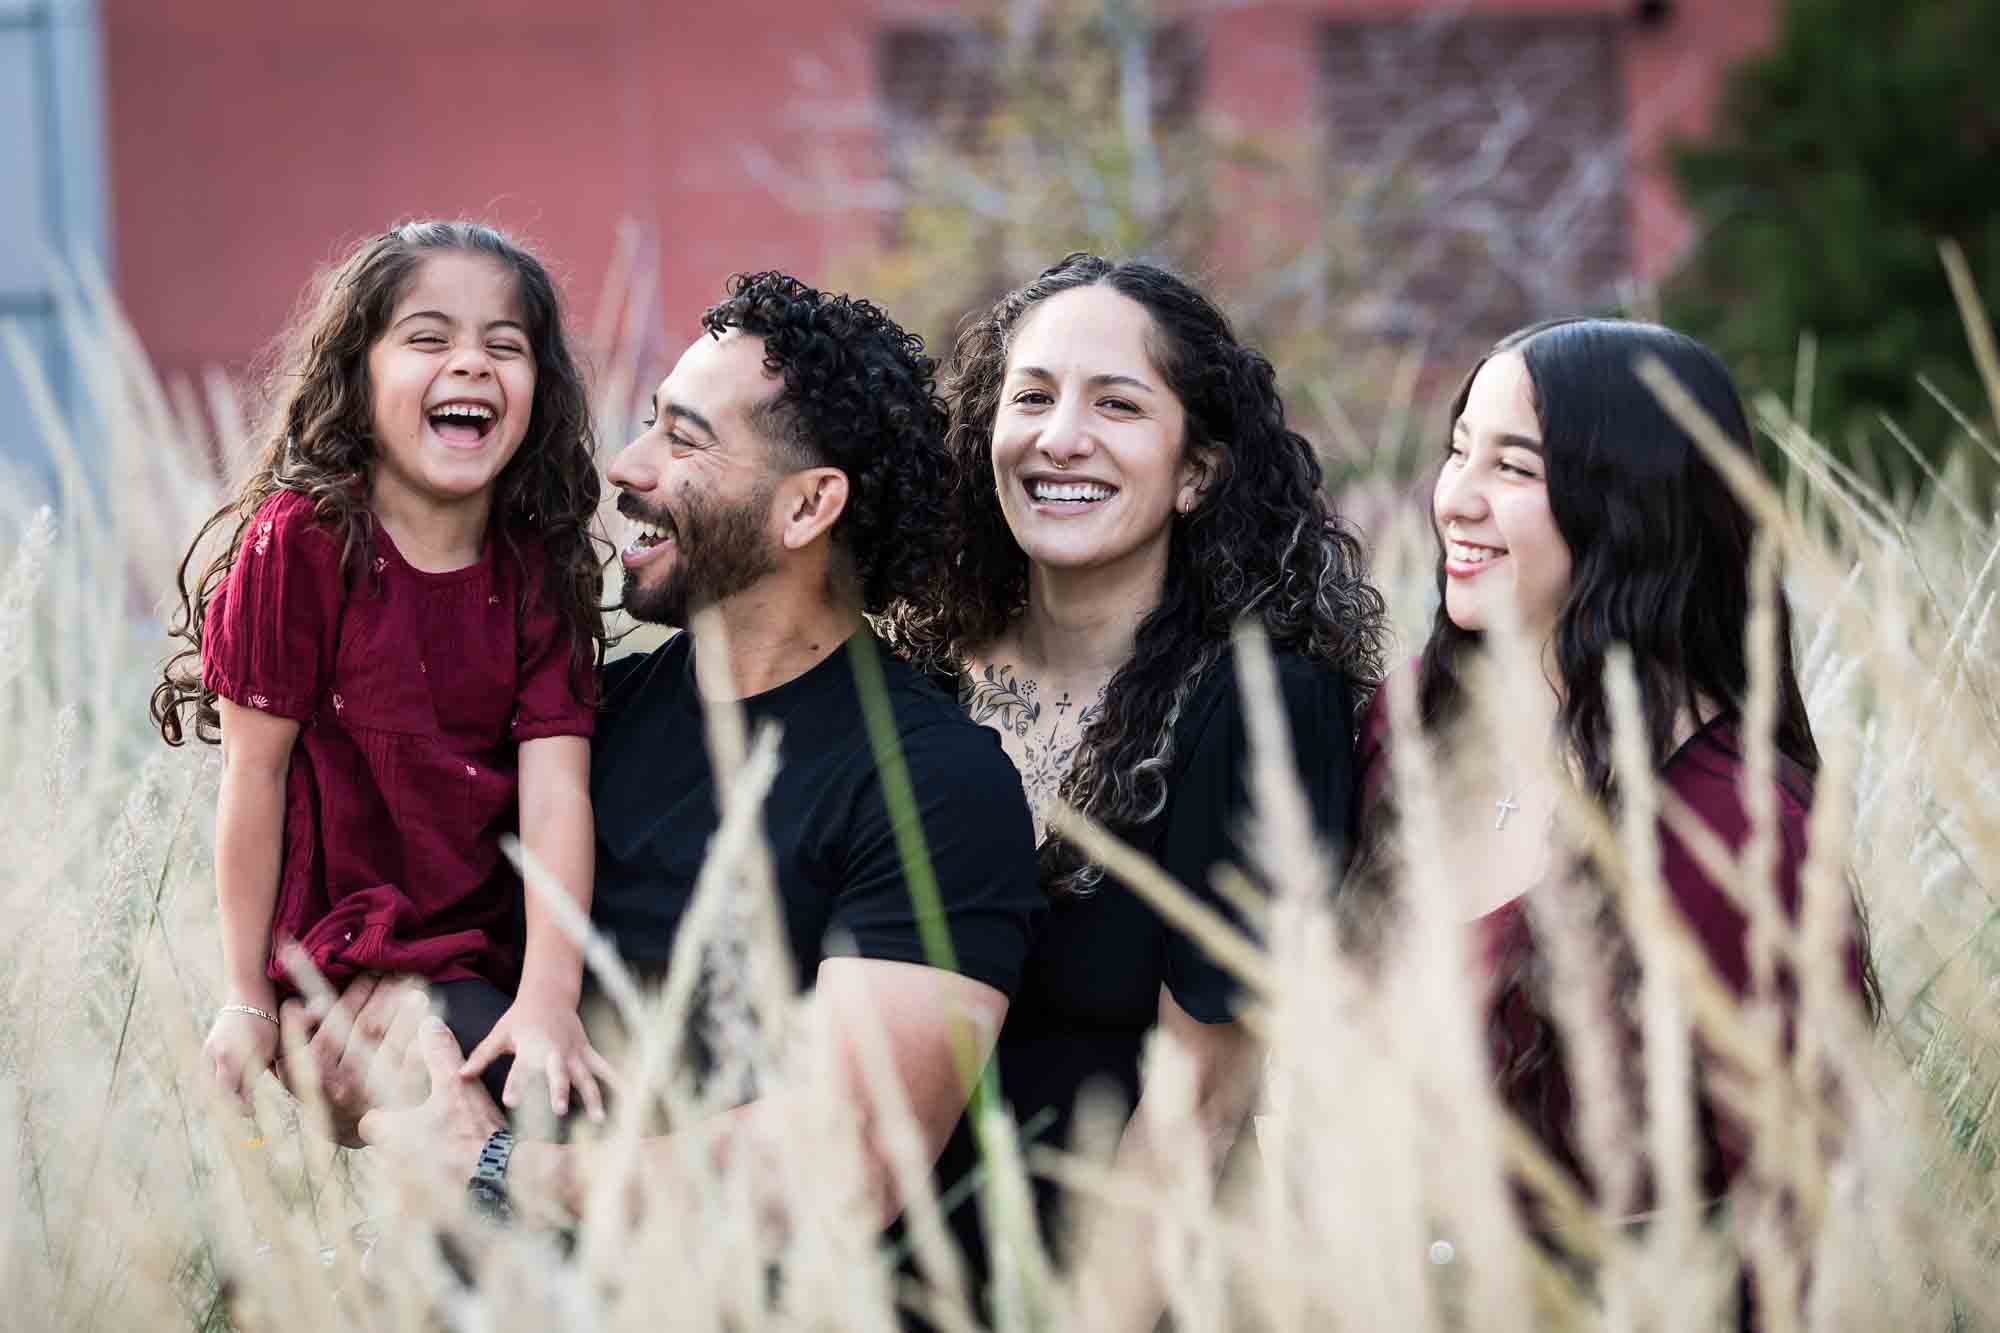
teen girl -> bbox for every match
[1350,318,1877,1322]
[154,220,613,1122]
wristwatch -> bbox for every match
[467,1128,515,1223]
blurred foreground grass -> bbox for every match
[2,263,2000,1331]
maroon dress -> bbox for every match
[201,489,594,996]
[1353,683,1865,1200]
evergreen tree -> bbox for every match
[1664,0,2000,474]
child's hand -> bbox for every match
[459,997,614,1121]
[205,1002,280,1112]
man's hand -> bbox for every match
[460,995,614,1121]
[358,1016,506,1172]
[276,974,430,1145]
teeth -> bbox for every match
[1029,480,1115,503]
[1447,540,1503,564]
[431,403,495,420]
[628,517,673,547]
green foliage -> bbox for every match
[1664,0,2000,472]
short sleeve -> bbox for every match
[1159,652,1357,1023]
[823,720,1043,998]
[200,491,342,721]
[512,552,595,742]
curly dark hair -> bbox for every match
[881,252,1390,897]
[152,219,605,746]
[698,272,952,615]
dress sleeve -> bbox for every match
[1656,748,1810,999]
[823,720,1044,998]
[1656,743,1821,1187]
[512,552,595,742]
[200,491,342,721]
[1159,653,1358,1024]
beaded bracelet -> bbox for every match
[220,1002,280,1027]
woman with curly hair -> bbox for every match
[885,252,1389,1317]
[152,220,612,1122]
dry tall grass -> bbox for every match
[4,258,1999,1331]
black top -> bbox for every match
[928,647,1358,1286]
[589,630,1044,1019]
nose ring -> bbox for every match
[1053,457,1068,471]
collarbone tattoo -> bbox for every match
[962,661,1108,837]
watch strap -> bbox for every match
[467,1128,516,1222]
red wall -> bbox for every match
[104,0,1770,389]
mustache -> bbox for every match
[615,491,674,529]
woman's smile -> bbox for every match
[1020,472,1120,516]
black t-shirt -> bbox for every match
[930,647,1357,1287]
[589,630,1043,1012]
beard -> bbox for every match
[621,483,779,628]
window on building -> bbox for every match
[875,13,1203,233]
[1317,13,1628,357]
[872,14,1205,340]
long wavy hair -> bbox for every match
[884,252,1389,897]
[152,220,605,746]
[1354,318,1879,1181]
[1420,317,1817,798]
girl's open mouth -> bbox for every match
[427,401,498,447]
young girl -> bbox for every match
[153,220,612,1122]
[1349,318,1877,1324]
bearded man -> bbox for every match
[340,273,1042,1234]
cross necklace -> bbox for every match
[1493,792,1521,830]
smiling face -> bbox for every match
[1434,350,1573,643]
[608,329,785,627]
[364,250,536,519]
[990,284,1200,581]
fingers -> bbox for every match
[371,988,432,1105]
[572,1056,606,1123]
[460,1029,503,1080]
[545,1050,571,1119]
[584,1045,621,1090]
[278,999,316,1096]
[306,974,380,1104]
[356,1104,387,1148]
[418,1014,467,1084]
[273,996,312,1092]
[350,976,411,1050]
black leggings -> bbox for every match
[430,978,514,1111]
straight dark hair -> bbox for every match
[1419,317,1817,799]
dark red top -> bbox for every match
[1355,680,1864,1199]
[202,490,594,993]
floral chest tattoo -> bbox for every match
[960,662,1106,843]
